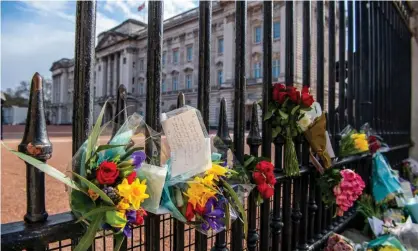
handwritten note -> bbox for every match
[161,109,212,178]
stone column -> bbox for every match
[107,55,112,96]
[102,57,107,97]
[113,53,118,95]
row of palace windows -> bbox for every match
[254,21,281,43]
[161,38,225,67]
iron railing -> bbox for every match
[1,1,413,251]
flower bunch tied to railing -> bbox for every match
[3,102,168,251]
[319,168,365,216]
[339,125,369,158]
[243,154,275,203]
[156,106,250,235]
[264,83,315,176]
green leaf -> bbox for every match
[86,100,109,166]
[222,181,248,238]
[74,213,105,251]
[278,110,289,120]
[4,146,80,191]
[272,127,282,138]
[76,206,116,223]
[72,172,115,205]
[95,144,126,154]
[225,203,230,232]
[243,156,255,168]
[264,111,273,121]
[114,234,126,251]
[105,210,128,226]
[291,105,300,115]
[71,190,95,219]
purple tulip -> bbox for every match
[132,151,146,169]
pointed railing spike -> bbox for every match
[18,73,52,225]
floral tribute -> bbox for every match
[325,233,356,251]
[170,161,248,234]
[6,103,153,251]
[319,168,365,217]
[339,125,369,158]
[243,154,276,203]
[264,83,315,176]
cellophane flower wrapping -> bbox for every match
[325,233,356,251]
[159,106,251,235]
[366,235,407,251]
[372,152,402,203]
[389,217,418,250]
[339,125,369,158]
[360,123,390,155]
[68,112,168,238]
[264,83,316,176]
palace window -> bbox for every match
[273,21,280,39]
[217,70,223,85]
[254,26,262,43]
[172,76,178,91]
[173,49,179,64]
[253,63,261,78]
[186,74,192,89]
[186,46,193,62]
[218,38,224,54]
[273,59,280,78]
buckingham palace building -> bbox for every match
[50,1,337,127]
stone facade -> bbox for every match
[51,1,338,127]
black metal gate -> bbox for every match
[1,1,413,251]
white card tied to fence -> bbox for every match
[161,109,212,178]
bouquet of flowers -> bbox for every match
[372,152,402,203]
[366,235,407,251]
[264,83,315,176]
[243,154,276,203]
[159,106,249,235]
[6,104,165,250]
[360,123,389,154]
[325,233,356,251]
[319,168,365,216]
[339,125,369,158]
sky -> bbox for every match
[1,0,198,91]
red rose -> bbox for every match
[253,171,266,185]
[301,93,314,107]
[256,161,274,173]
[257,183,274,199]
[96,161,119,185]
[185,203,195,221]
[273,84,287,104]
[287,86,300,103]
[262,186,274,199]
[126,171,137,184]
[134,209,147,225]
[257,183,269,195]
[302,86,310,94]
[195,203,206,215]
[266,172,276,185]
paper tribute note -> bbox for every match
[161,109,212,178]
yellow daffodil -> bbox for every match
[378,246,400,251]
[184,180,217,209]
[195,174,216,188]
[117,198,130,211]
[117,178,150,210]
[205,164,228,181]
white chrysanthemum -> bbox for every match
[297,113,312,132]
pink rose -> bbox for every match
[333,185,342,196]
[341,170,356,181]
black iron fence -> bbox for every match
[1,1,413,251]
